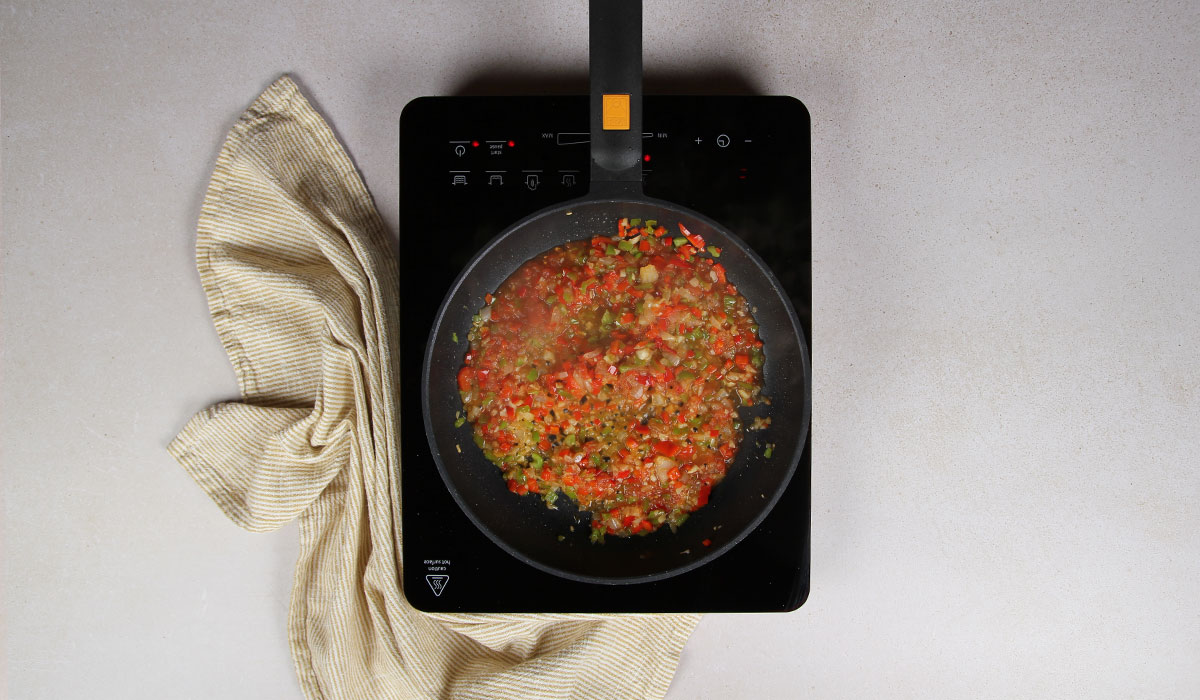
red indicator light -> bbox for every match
[643,154,651,162]
[507,140,515,147]
[471,140,479,147]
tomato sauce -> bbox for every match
[457,219,764,541]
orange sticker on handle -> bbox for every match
[602,94,630,130]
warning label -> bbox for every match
[426,574,449,597]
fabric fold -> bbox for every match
[171,74,699,700]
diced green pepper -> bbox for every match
[454,416,466,428]
[707,245,721,257]
[673,237,687,247]
[618,239,635,252]
[452,331,459,343]
[606,245,619,256]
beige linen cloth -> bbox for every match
[169,76,699,699]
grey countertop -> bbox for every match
[3,1,1198,697]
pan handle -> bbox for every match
[589,0,643,197]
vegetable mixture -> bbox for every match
[457,219,764,542]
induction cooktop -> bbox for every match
[398,95,810,612]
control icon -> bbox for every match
[454,144,466,157]
[561,173,576,187]
[716,134,730,148]
[525,174,540,191]
[488,174,504,186]
[451,174,467,186]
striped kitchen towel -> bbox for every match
[169,75,699,700]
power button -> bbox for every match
[716,134,730,148]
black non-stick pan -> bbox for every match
[422,0,810,585]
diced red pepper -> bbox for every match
[697,484,711,507]
[734,354,749,367]
[653,441,680,457]
[457,367,473,392]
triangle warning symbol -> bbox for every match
[426,574,449,597]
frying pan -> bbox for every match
[422,0,810,584]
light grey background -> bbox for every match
[3,1,1198,698]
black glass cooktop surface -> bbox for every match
[399,96,810,612]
